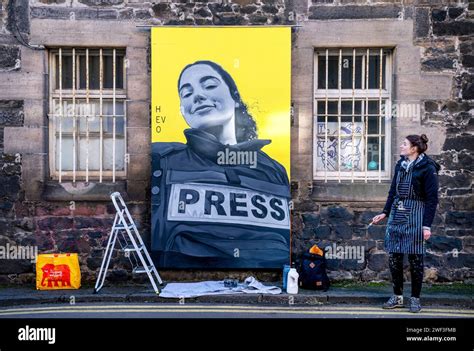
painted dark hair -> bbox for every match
[406,134,429,154]
[177,60,258,143]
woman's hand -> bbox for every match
[372,213,387,224]
[423,229,431,241]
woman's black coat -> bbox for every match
[382,154,441,228]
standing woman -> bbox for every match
[372,134,440,313]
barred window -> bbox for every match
[49,48,127,183]
[313,48,392,182]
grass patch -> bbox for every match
[423,282,474,295]
[331,280,390,289]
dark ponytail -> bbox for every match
[406,134,429,154]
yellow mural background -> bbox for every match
[151,27,291,174]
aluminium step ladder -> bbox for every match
[94,192,163,294]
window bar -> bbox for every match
[365,48,369,183]
[123,56,128,178]
[337,49,342,183]
[351,48,356,183]
[86,48,90,183]
[49,52,54,180]
[59,48,63,183]
[76,50,82,181]
[124,99,128,177]
[387,53,393,180]
[378,48,383,183]
[72,48,76,183]
[324,49,328,183]
[361,50,366,177]
[315,99,318,176]
[113,49,116,183]
[99,48,103,183]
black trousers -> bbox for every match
[388,253,424,298]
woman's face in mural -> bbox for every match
[178,64,236,130]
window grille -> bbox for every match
[313,48,392,182]
[49,48,127,183]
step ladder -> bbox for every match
[94,192,163,294]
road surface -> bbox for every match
[0,303,472,318]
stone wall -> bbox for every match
[291,0,473,283]
[0,0,472,285]
[419,3,474,282]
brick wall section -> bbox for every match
[29,0,289,25]
[0,100,23,218]
[416,5,474,282]
[0,102,25,280]
[0,45,20,71]
[0,0,291,285]
[291,0,473,283]
[0,0,472,285]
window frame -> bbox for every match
[48,47,128,183]
[313,47,393,183]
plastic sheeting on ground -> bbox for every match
[159,276,282,298]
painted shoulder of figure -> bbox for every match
[151,142,187,157]
[257,150,290,184]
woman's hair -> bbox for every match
[178,60,258,142]
[406,134,429,154]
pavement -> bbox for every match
[0,282,472,308]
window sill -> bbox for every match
[42,180,127,202]
[311,181,391,202]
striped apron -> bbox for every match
[384,165,425,254]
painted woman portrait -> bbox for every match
[151,60,291,269]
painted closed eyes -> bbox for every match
[179,77,221,99]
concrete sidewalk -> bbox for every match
[0,283,472,308]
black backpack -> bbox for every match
[298,252,330,291]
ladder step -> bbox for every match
[115,224,134,230]
[123,244,144,252]
[133,265,155,274]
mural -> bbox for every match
[150,27,291,268]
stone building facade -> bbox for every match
[0,0,472,285]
